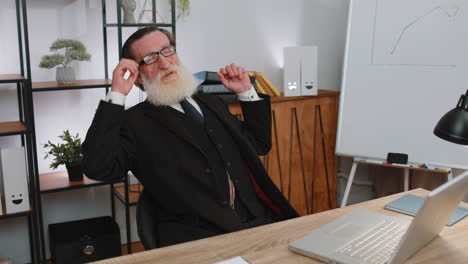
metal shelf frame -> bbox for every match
[0,1,41,262]
[0,210,31,220]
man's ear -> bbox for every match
[135,73,143,90]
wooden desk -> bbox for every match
[92,189,468,264]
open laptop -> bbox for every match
[289,172,468,264]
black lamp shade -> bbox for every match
[434,90,468,145]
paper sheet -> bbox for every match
[215,256,250,264]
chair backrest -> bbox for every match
[136,189,159,250]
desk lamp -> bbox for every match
[434,90,468,145]
[433,89,468,211]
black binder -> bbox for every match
[193,71,258,104]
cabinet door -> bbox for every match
[229,94,339,216]
[302,96,338,214]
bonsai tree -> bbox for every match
[39,39,91,69]
[43,130,83,169]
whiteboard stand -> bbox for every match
[340,157,453,208]
[340,161,358,208]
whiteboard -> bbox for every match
[336,0,468,169]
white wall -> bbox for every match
[300,0,349,91]
[177,0,304,91]
[0,0,350,262]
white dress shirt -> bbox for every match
[105,85,261,115]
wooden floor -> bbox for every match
[121,242,145,255]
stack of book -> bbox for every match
[193,71,281,101]
[248,71,280,97]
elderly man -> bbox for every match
[82,26,298,248]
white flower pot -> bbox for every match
[56,66,75,84]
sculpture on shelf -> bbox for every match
[39,39,91,84]
[121,0,136,24]
[43,130,83,181]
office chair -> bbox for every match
[136,189,160,250]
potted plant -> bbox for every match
[173,0,191,21]
[39,39,91,84]
[44,130,84,182]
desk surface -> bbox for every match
[93,189,468,264]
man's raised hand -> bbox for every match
[217,63,251,94]
[111,58,139,96]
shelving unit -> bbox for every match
[0,77,37,234]
[29,77,119,262]
[112,184,142,206]
[39,171,121,194]
[26,1,130,261]
[2,1,177,261]
[0,121,27,135]
[0,76,28,136]
[0,206,31,220]
[32,79,112,92]
[0,2,41,263]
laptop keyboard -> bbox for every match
[337,220,409,264]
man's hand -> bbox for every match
[111,59,139,96]
[217,63,251,94]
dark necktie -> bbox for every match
[180,98,204,124]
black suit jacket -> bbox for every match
[82,92,298,246]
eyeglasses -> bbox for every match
[139,45,176,65]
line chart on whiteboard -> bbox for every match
[370,0,464,68]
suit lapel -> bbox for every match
[195,93,260,169]
[194,93,236,130]
[141,101,207,158]
[195,93,244,145]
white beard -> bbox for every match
[142,64,197,106]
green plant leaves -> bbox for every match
[168,0,191,21]
[39,39,91,69]
[50,39,85,50]
[69,49,91,61]
[43,129,82,169]
[39,54,65,69]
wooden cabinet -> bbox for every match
[229,90,340,216]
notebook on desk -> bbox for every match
[385,194,468,226]
[288,172,468,264]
